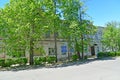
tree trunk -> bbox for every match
[68,52,70,61]
[29,37,34,65]
[75,39,81,60]
[53,0,58,63]
[77,51,81,60]
[81,34,84,59]
[79,4,84,59]
[54,32,58,62]
[29,25,34,65]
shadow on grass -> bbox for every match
[0,57,117,72]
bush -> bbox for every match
[14,58,21,64]
[4,59,14,67]
[0,59,15,67]
[20,58,27,65]
[107,52,116,57]
[34,57,42,65]
[116,52,120,56]
[46,56,56,64]
[84,55,88,59]
[97,52,106,58]
[39,57,46,63]
[34,56,56,65]
[0,59,5,67]
[97,52,117,58]
[14,58,27,65]
[72,54,79,61]
[34,57,46,65]
[0,58,28,67]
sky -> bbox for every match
[0,0,120,27]
[86,0,120,26]
[0,0,9,8]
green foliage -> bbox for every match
[34,57,42,65]
[34,56,56,65]
[97,52,119,58]
[0,59,5,67]
[72,54,79,61]
[102,21,120,52]
[116,52,120,56]
[39,57,46,63]
[97,52,105,58]
[20,57,28,65]
[0,59,14,67]
[59,0,96,59]
[0,58,28,67]
[0,0,95,64]
[107,52,116,57]
[15,58,27,65]
[46,56,56,64]
[4,59,13,67]
[84,55,88,59]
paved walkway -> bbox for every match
[0,57,120,80]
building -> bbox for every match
[0,26,104,59]
[89,26,104,56]
[34,33,72,60]
[36,26,104,59]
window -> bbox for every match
[61,46,67,55]
[48,48,55,55]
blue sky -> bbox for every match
[0,0,120,27]
[86,0,120,26]
[0,0,9,8]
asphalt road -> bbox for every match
[0,57,120,80]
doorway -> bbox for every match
[91,46,95,56]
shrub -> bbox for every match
[39,57,46,63]
[0,59,16,67]
[84,55,88,59]
[46,56,56,64]
[0,58,28,67]
[34,57,42,65]
[4,59,14,67]
[107,52,116,57]
[97,52,117,58]
[16,58,23,65]
[0,59,5,67]
[116,52,120,56]
[21,58,27,65]
[14,58,27,65]
[34,56,56,65]
[97,52,105,58]
[72,54,79,61]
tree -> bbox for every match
[0,0,95,64]
[116,25,120,51]
[40,0,62,62]
[60,0,95,59]
[1,0,47,65]
[102,21,119,52]
[1,0,66,63]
